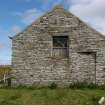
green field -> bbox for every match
[0,88,105,105]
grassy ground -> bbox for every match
[0,88,105,105]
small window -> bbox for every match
[52,36,69,58]
[53,36,68,48]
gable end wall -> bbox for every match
[12,7,105,86]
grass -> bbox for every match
[0,88,105,105]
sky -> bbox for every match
[0,0,105,65]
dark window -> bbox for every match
[53,36,68,48]
[52,36,69,58]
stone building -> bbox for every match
[11,6,105,86]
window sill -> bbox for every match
[50,56,69,60]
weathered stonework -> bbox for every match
[11,6,105,86]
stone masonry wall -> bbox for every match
[12,6,105,86]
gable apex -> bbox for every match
[12,5,105,40]
[52,5,65,11]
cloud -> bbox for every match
[71,0,91,5]
[10,25,21,35]
[0,43,4,49]
[14,8,43,25]
[69,0,105,35]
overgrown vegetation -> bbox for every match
[69,82,105,90]
[48,82,57,89]
[0,82,105,105]
[0,88,105,105]
[0,65,11,80]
